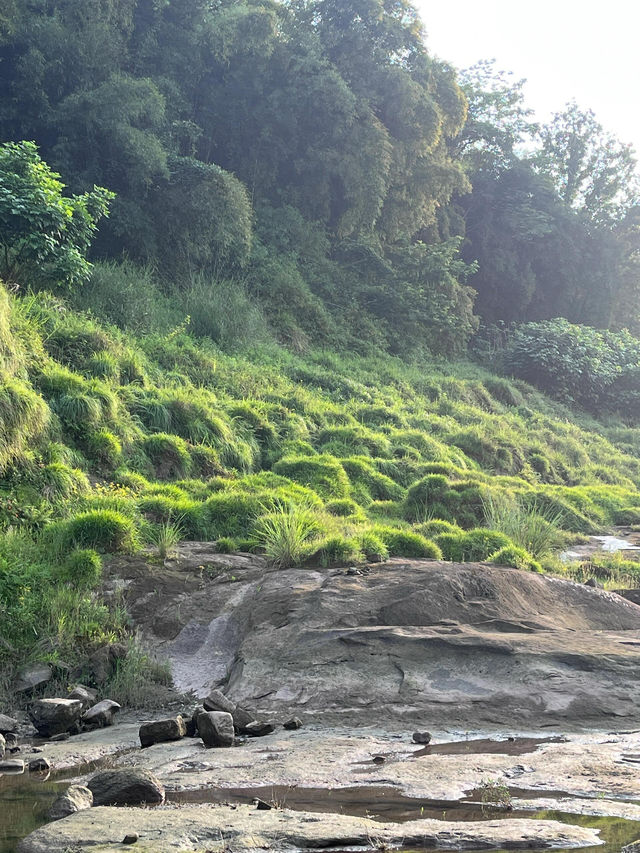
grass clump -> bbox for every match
[139,433,191,480]
[144,518,184,559]
[87,429,123,470]
[48,510,136,555]
[374,527,442,559]
[254,501,320,568]
[483,493,563,559]
[488,545,542,573]
[53,548,103,588]
[272,455,351,499]
[435,528,512,562]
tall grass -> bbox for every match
[254,501,320,568]
[144,518,184,559]
[483,493,564,559]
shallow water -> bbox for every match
[0,771,65,853]
[561,533,640,561]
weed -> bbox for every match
[254,501,320,568]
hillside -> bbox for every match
[3,279,640,693]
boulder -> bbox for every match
[232,705,256,733]
[203,689,236,714]
[28,757,50,772]
[197,711,235,748]
[68,686,97,709]
[244,721,275,737]
[30,699,83,737]
[0,713,18,734]
[4,733,18,748]
[88,768,165,806]
[48,785,93,821]
[283,717,302,730]
[412,731,432,744]
[123,833,139,844]
[0,758,24,773]
[186,706,204,738]
[14,663,52,694]
[139,716,187,748]
[82,699,121,729]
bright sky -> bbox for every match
[415,0,640,155]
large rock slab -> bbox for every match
[30,699,82,737]
[16,803,602,852]
[88,768,165,806]
[14,664,53,694]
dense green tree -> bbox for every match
[0,141,113,289]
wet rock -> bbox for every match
[197,711,234,748]
[203,689,235,714]
[48,785,93,821]
[14,664,52,694]
[122,833,139,844]
[82,699,121,729]
[29,757,50,772]
[139,716,186,748]
[88,768,165,806]
[244,721,275,737]
[0,713,18,734]
[283,717,302,730]
[0,758,25,772]
[30,699,83,737]
[412,731,432,744]
[68,686,97,709]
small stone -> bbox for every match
[139,716,187,748]
[203,690,236,714]
[29,757,51,772]
[0,714,18,734]
[254,798,272,810]
[82,699,121,729]
[283,717,302,730]
[244,721,275,737]
[0,759,25,773]
[412,731,432,744]
[48,785,93,821]
[372,755,385,764]
[197,711,235,748]
[122,833,139,844]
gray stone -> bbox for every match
[232,705,256,732]
[88,768,165,806]
[0,758,24,772]
[139,716,186,748]
[412,731,432,744]
[283,717,302,730]
[254,798,272,810]
[203,689,235,714]
[82,700,121,729]
[123,833,139,844]
[68,686,97,709]
[244,721,275,737]
[29,757,50,772]
[14,664,52,694]
[49,732,70,742]
[4,733,18,748]
[197,711,234,748]
[30,699,83,737]
[0,713,18,734]
[48,785,93,821]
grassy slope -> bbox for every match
[3,280,640,684]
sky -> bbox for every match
[415,0,640,154]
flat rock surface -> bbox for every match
[110,549,640,725]
[17,802,602,852]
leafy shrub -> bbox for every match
[254,502,320,568]
[374,527,442,559]
[140,433,191,479]
[435,528,512,562]
[272,455,350,499]
[55,548,103,588]
[48,510,136,555]
[488,545,542,573]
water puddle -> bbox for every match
[561,534,640,562]
[412,735,565,758]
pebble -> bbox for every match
[122,833,139,844]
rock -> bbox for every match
[8,745,21,754]
[49,732,70,742]
[0,713,18,734]
[283,717,302,730]
[82,699,121,729]
[197,711,235,748]
[30,699,83,737]
[139,716,186,748]
[14,663,52,694]
[254,798,272,810]
[412,731,432,744]
[186,706,204,738]
[372,755,385,764]
[123,833,139,844]
[88,768,165,806]
[0,758,25,772]
[109,642,128,664]
[203,689,236,714]
[244,721,275,737]
[585,578,603,588]
[48,785,93,821]
[0,733,4,759]
[4,733,18,748]
[68,686,97,709]
[232,705,257,732]
[31,747,43,753]
[28,757,50,772]
[85,647,111,684]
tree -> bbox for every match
[0,141,113,289]
[535,102,639,224]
